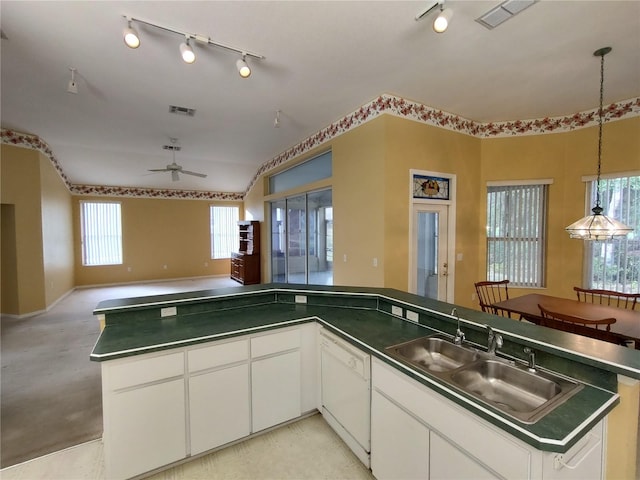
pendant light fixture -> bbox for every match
[565,47,633,241]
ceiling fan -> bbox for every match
[148,138,207,181]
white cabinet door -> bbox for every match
[251,350,301,432]
[371,389,429,480]
[105,378,186,480]
[189,363,251,455]
[430,431,500,480]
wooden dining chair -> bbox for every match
[573,287,639,310]
[474,280,516,318]
[538,304,620,344]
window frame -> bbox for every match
[485,180,551,288]
[583,173,640,292]
[80,200,123,266]
[210,205,240,260]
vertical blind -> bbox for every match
[80,201,123,266]
[486,184,547,287]
[587,175,640,292]
[210,205,239,259]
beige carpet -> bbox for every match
[0,276,238,468]
[0,414,374,480]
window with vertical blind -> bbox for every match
[585,174,640,292]
[486,181,550,287]
[80,201,123,266]
[210,205,239,259]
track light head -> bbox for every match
[123,18,140,48]
[236,55,251,78]
[180,37,196,64]
[433,7,453,33]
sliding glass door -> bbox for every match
[270,189,332,285]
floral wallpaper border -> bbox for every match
[2,94,638,200]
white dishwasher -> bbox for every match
[320,328,371,467]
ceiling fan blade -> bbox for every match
[181,170,207,178]
[148,168,169,172]
[171,170,180,181]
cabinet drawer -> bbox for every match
[188,339,249,373]
[107,351,184,391]
[251,329,300,358]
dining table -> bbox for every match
[492,293,640,349]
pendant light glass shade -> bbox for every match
[565,47,633,241]
[565,205,633,240]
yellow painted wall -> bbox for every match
[73,196,243,286]
[480,117,640,301]
[1,204,19,313]
[40,151,74,306]
[1,145,47,314]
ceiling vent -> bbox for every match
[169,105,196,117]
[476,0,537,29]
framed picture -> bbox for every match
[412,174,450,200]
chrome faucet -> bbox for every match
[524,347,536,372]
[451,308,465,345]
[486,325,503,355]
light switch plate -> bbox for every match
[161,306,177,317]
[295,295,307,304]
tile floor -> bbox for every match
[0,414,374,480]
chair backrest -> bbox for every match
[474,280,510,316]
[538,303,619,344]
[573,286,639,310]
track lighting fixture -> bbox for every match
[123,17,140,48]
[433,5,453,33]
[236,54,251,78]
[180,37,196,64]
[414,1,453,33]
[67,67,78,94]
[121,16,265,76]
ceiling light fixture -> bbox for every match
[123,17,140,48]
[565,47,633,241]
[433,4,453,33]
[67,67,78,94]
[414,1,452,33]
[274,110,281,128]
[121,15,265,75]
[236,54,251,78]
[180,36,196,64]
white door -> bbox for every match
[410,204,450,301]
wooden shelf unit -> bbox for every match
[231,221,260,285]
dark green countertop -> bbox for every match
[90,283,640,454]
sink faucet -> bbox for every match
[451,308,465,345]
[524,347,536,372]
[486,325,503,355]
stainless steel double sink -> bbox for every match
[385,335,583,424]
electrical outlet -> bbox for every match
[295,295,307,304]
[161,306,177,317]
[163,264,168,270]
[343,254,347,262]
[391,305,403,317]
[373,257,378,267]
[406,310,419,322]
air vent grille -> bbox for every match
[169,105,196,117]
[476,0,537,29]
